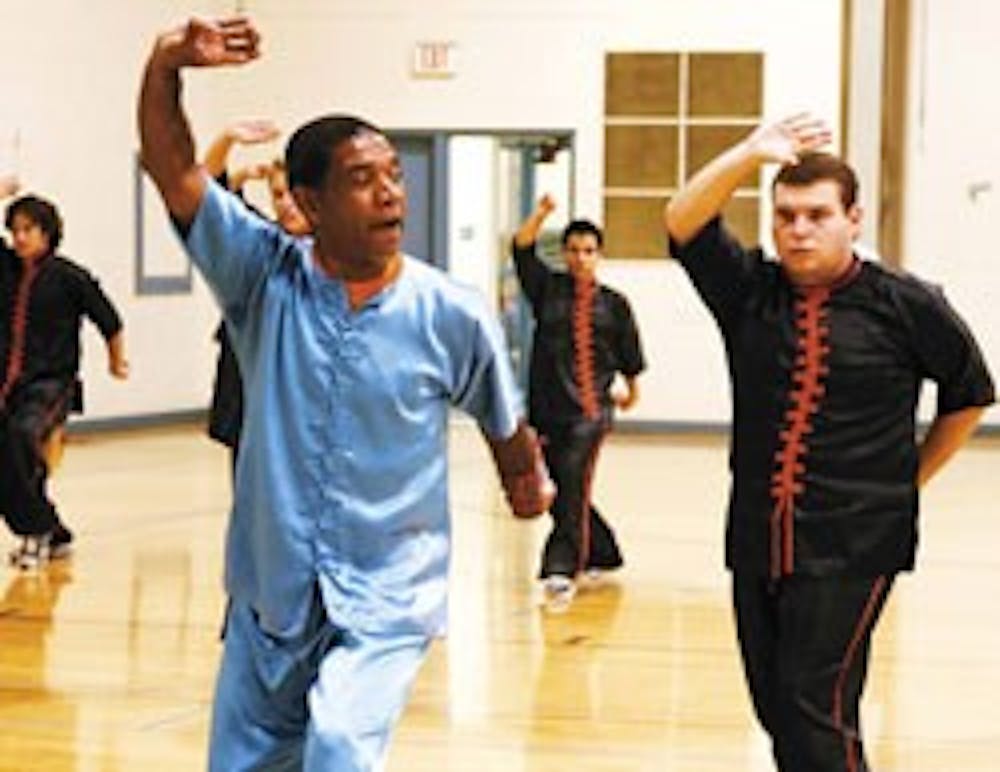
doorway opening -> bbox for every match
[387,129,574,388]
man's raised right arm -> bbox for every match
[664,113,832,245]
[510,194,558,306]
[138,16,261,227]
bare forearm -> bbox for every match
[202,131,236,178]
[138,38,203,222]
[917,406,985,487]
[664,140,759,245]
[484,420,555,518]
[514,196,556,249]
[514,211,548,248]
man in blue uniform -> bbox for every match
[138,15,553,771]
[665,114,995,771]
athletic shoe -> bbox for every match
[7,533,53,570]
[542,574,576,612]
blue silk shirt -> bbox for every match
[184,179,522,638]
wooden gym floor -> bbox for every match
[1,422,998,770]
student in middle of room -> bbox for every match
[511,194,646,608]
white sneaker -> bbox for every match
[542,574,576,612]
[8,534,52,570]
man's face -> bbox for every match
[9,213,50,261]
[563,232,600,279]
[267,169,310,236]
[295,131,406,276]
[772,180,861,286]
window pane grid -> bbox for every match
[604,51,763,259]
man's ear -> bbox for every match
[847,203,863,240]
[291,186,320,228]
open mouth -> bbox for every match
[371,218,403,233]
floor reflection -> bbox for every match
[0,560,78,767]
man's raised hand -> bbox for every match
[537,193,557,218]
[155,16,261,70]
[748,113,832,166]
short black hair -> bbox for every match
[561,219,603,248]
[772,152,859,210]
[4,194,63,252]
[285,114,384,190]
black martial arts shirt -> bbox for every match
[1,242,122,411]
[671,218,995,579]
[513,240,646,428]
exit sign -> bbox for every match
[413,41,457,79]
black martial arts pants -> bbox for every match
[0,379,74,537]
[733,572,894,772]
[537,419,623,579]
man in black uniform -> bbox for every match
[1,193,128,567]
[512,195,646,604]
[665,114,995,771]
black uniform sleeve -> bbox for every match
[902,282,995,415]
[66,261,123,340]
[668,216,763,331]
[612,292,646,377]
[510,239,552,311]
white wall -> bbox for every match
[904,0,1000,427]
[1,0,236,421]
[2,0,843,424]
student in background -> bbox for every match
[511,194,646,607]
[1,188,128,568]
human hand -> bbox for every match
[226,119,280,146]
[747,113,832,165]
[610,375,640,412]
[537,193,557,218]
[107,334,130,379]
[502,427,556,518]
[230,161,274,189]
[109,356,130,379]
[611,390,636,411]
[153,15,261,71]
